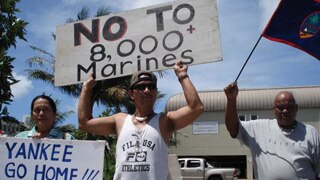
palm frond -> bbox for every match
[155,70,166,79]
[77,6,90,21]
[55,110,74,126]
[26,57,54,71]
[58,84,82,98]
[26,57,44,67]
[65,18,76,23]
[25,69,54,83]
[57,124,76,133]
[104,86,128,101]
[96,6,111,17]
[28,45,55,58]
[51,33,56,41]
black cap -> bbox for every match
[130,71,157,89]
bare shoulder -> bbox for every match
[111,112,130,136]
[94,112,127,122]
[114,112,129,119]
[113,112,130,125]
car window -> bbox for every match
[179,160,185,168]
[187,160,200,168]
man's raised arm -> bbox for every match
[224,82,240,138]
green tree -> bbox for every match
[0,0,27,126]
[53,98,74,126]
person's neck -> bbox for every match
[36,126,51,136]
[279,120,297,130]
[134,106,154,117]
[134,111,155,122]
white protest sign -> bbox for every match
[0,137,105,180]
[55,0,222,86]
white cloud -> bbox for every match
[11,72,33,99]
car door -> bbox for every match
[180,159,204,180]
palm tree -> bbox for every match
[65,6,111,23]
[54,98,74,126]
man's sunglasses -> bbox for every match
[132,83,157,91]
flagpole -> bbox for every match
[234,35,263,83]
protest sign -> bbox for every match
[0,137,105,180]
[55,0,222,86]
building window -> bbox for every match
[239,115,246,121]
[250,114,258,120]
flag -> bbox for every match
[262,0,320,60]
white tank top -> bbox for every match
[113,114,168,180]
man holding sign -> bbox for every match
[78,60,203,179]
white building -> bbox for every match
[165,86,320,179]
[0,116,26,136]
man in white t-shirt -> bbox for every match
[78,60,203,179]
[224,82,320,180]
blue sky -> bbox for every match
[7,0,320,127]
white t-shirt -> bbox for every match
[237,119,320,180]
[113,114,168,180]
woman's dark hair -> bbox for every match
[31,95,57,114]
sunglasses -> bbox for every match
[132,83,157,91]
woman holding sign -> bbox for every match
[15,95,74,140]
